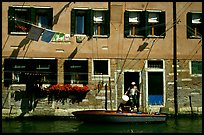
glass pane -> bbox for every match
[94,24,98,35]
[93,60,108,75]
[192,14,201,24]
[148,12,159,23]
[192,61,202,74]
[129,12,140,23]
[76,16,85,34]
[15,10,30,32]
[38,16,48,28]
[94,11,104,22]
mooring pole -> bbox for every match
[105,83,108,110]
[173,1,178,117]
[109,77,113,110]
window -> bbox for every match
[124,10,165,38]
[3,59,57,86]
[71,9,110,37]
[8,6,53,34]
[129,12,142,36]
[187,12,202,39]
[148,60,163,69]
[64,60,88,85]
[93,11,107,35]
[92,59,110,76]
[190,61,202,75]
[146,11,166,37]
[124,10,145,37]
[147,12,159,36]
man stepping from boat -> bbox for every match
[125,82,140,112]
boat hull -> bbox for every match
[72,110,167,123]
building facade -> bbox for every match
[2,2,202,117]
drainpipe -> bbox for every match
[173,2,178,117]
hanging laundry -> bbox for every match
[41,29,56,43]
[26,25,44,41]
[64,34,70,41]
[52,32,65,42]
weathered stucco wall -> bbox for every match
[2,2,202,118]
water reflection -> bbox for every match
[2,117,202,133]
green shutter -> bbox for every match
[8,6,15,34]
[140,11,146,37]
[158,11,166,37]
[86,9,93,37]
[187,12,192,38]
[105,10,110,37]
[47,8,53,29]
[124,10,130,37]
[71,9,76,36]
[30,7,36,25]
[144,11,149,38]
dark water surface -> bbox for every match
[2,116,202,133]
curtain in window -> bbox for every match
[129,12,140,23]
[94,12,104,22]
[148,12,159,23]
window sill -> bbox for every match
[74,34,87,37]
[147,35,165,38]
[10,32,28,35]
[93,35,109,38]
[126,35,144,38]
[190,74,202,77]
[188,36,202,39]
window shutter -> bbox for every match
[47,8,53,29]
[124,10,130,37]
[86,9,93,37]
[143,11,149,37]
[158,11,166,37]
[30,7,36,25]
[8,6,15,34]
[140,11,146,37]
[105,10,110,37]
[71,9,76,36]
[187,12,192,38]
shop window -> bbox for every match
[36,64,50,70]
[3,59,57,86]
[71,9,110,37]
[187,12,202,39]
[190,61,202,75]
[8,6,53,34]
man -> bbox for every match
[125,82,140,112]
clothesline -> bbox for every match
[13,17,70,43]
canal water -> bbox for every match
[2,116,202,133]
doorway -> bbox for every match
[147,72,164,105]
[124,71,140,108]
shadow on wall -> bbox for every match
[9,37,31,58]
[14,75,46,117]
[52,2,75,26]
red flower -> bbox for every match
[48,84,89,93]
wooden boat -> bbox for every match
[72,110,167,123]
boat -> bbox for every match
[72,110,167,123]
